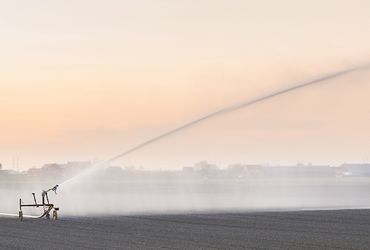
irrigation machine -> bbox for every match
[19,185,60,221]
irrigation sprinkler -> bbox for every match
[19,185,59,221]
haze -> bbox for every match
[1,0,370,170]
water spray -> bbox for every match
[61,62,370,185]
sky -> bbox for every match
[0,0,370,170]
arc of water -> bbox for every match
[61,62,370,186]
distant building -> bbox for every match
[0,169,19,175]
[182,166,194,174]
[227,164,263,178]
[181,162,220,178]
[0,162,20,176]
[194,161,219,178]
[105,166,123,176]
[261,164,335,178]
[0,163,19,175]
[26,161,91,179]
[340,163,370,177]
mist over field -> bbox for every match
[59,177,370,216]
[1,162,370,217]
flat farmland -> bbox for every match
[1,209,370,249]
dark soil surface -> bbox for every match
[1,209,370,249]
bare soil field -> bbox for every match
[1,209,370,249]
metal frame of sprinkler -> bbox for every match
[19,185,59,221]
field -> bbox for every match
[1,209,370,249]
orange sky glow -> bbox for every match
[1,0,370,169]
